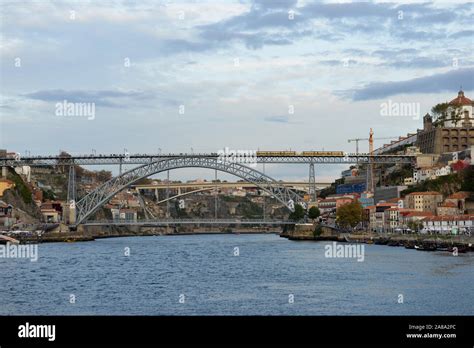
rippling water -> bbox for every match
[1,234,473,315]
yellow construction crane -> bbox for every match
[348,131,398,194]
[347,135,398,155]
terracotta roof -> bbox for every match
[319,199,337,203]
[449,90,473,106]
[447,192,470,199]
[377,202,398,207]
[406,191,442,196]
[423,215,474,222]
[386,198,400,203]
[0,179,14,184]
[402,211,434,217]
[439,201,457,208]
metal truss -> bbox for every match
[74,157,305,226]
[1,153,415,167]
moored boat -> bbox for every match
[415,244,437,251]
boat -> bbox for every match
[374,238,388,245]
[415,244,437,251]
[404,242,415,249]
[0,235,20,245]
[449,246,468,254]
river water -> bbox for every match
[1,234,473,315]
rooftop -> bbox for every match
[449,90,473,106]
[406,191,442,196]
[447,192,471,200]
[423,215,474,222]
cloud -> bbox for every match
[387,57,449,69]
[346,68,474,101]
[264,115,290,123]
[449,30,474,39]
[23,89,154,108]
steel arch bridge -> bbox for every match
[73,157,305,226]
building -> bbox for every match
[0,200,14,227]
[413,167,435,183]
[336,183,366,194]
[371,202,398,232]
[318,198,337,215]
[437,201,460,216]
[14,166,31,182]
[111,208,138,221]
[445,192,471,213]
[0,179,15,196]
[384,208,402,232]
[374,185,407,204]
[40,201,64,223]
[412,164,452,183]
[401,211,434,231]
[373,133,417,155]
[405,191,443,213]
[422,215,474,235]
[417,90,474,154]
[359,192,375,208]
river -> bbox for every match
[1,234,473,315]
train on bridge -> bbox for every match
[256,151,346,157]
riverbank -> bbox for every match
[280,223,474,252]
[14,225,282,244]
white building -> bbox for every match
[442,90,474,128]
[422,215,474,235]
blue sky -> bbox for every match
[1,0,473,181]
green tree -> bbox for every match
[431,103,463,127]
[336,201,363,229]
[407,220,423,233]
[308,206,320,220]
[313,224,323,237]
[288,204,305,221]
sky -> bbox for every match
[0,0,473,182]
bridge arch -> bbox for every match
[73,157,305,226]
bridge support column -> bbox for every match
[166,170,170,218]
[67,164,76,225]
[67,164,76,204]
[262,163,266,220]
[214,169,218,219]
[309,162,316,203]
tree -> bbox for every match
[431,103,463,127]
[288,204,305,221]
[308,206,320,220]
[336,201,363,229]
[407,220,423,233]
